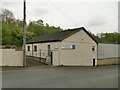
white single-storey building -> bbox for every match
[26,27,98,66]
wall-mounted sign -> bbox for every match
[61,44,76,50]
[72,44,76,49]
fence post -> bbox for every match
[39,49,41,65]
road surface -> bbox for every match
[2,65,118,88]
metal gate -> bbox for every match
[39,49,53,65]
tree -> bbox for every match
[36,19,44,26]
[27,21,44,37]
[26,20,63,40]
[45,23,49,27]
[95,32,120,44]
[0,8,14,24]
[1,8,23,46]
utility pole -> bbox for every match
[23,0,26,67]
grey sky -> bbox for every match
[0,0,119,34]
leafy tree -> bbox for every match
[26,21,44,37]
[1,9,23,46]
[0,8,15,24]
[36,19,44,26]
[95,32,120,44]
[26,21,62,40]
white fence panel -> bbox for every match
[98,43,120,59]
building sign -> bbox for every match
[61,44,76,49]
[72,44,76,49]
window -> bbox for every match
[27,46,30,51]
[34,46,37,52]
[92,46,95,51]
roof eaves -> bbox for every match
[26,40,60,44]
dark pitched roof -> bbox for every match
[26,27,98,44]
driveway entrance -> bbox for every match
[26,56,47,67]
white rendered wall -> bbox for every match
[0,49,23,66]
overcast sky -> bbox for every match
[0,0,119,34]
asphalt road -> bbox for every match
[2,65,118,88]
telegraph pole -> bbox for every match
[23,0,26,67]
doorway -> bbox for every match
[48,45,52,65]
[48,45,51,57]
[93,58,95,66]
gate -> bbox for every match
[39,49,53,65]
[26,49,53,66]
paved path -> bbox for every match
[2,65,118,88]
[26,57,43,67]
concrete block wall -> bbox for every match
[97,58,119,65]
